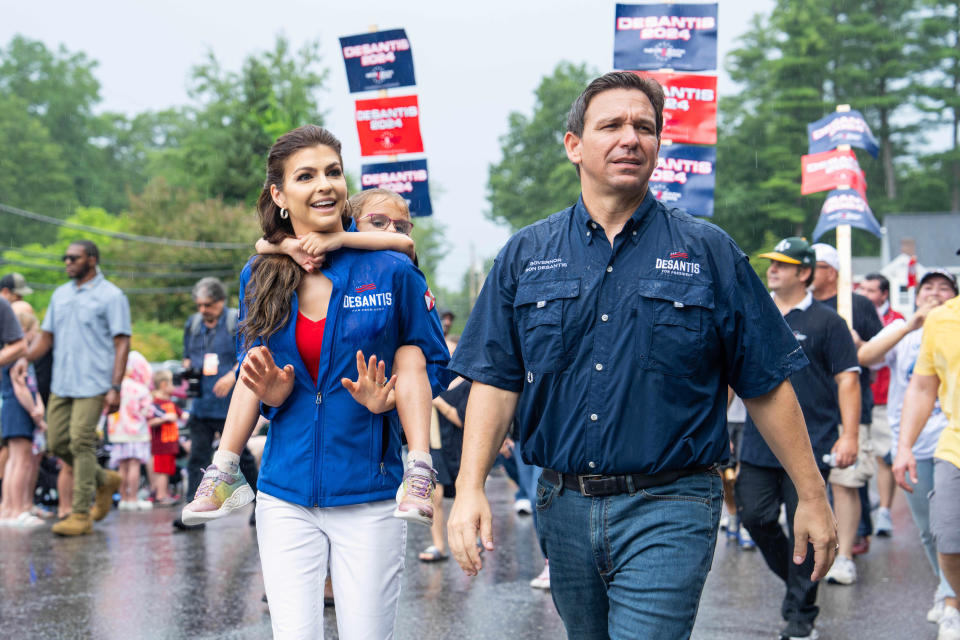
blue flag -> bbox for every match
[812,189,882,240]
[650,144,716,217]
[807,110,879,158]
[340,29,416,93]
[360,159,433,216]
[614,3,718,71]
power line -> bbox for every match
[0,258,236,279]
[0,245,238,269]
[23,281,237,295]
[0,202,252,250]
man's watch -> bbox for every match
[110,383,122,393]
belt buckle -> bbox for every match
[578,474,603,497]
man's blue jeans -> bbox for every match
[535,469,722,640]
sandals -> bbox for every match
[418,545,449,563]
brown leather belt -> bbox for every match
[541,466,714,497]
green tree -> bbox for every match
[153,36,329,205]
[913,0,960,211]
[0,94,76,245]
[487,62,595,231]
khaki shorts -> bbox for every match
[870,405,892,458]
[829,423,877,488]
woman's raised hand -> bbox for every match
[341,350,397,414]
[240,346,296,407]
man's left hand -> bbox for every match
[212,371,236,397]
[103,388,120,414]
[793,494,838,581]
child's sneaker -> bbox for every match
[181,464,254,526]
[394,461,435,527]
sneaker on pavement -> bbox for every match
[530,561,550,590]
[15,511,46,528]
[51,512,93,536]
[118,500,137,511]
[90,470,122,521]
[940,606,960,640]
[181,464,254,526]
[825,555,857,585]
[930,598,947,624]
[874,507,893,537]
[394,461,435,527]
[738,526,757,550]
[514,498,532,515]
[719,512,731,531]
[780,619,819,640]
[172,517,205,532]
[137,499,154,511]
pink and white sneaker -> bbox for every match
[394,460,435,527]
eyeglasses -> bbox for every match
[62,254,84,263]
[362,213,414,235]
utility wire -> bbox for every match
[0,202,252,250]
[0,245,239,269]
[0,258,236,279]
[23,281,237,295]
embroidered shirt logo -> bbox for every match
[424,288,436,311]
[793,331,808,342]
[343,283,392,309]
[655,250,701,276]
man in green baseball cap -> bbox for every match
[736,235,863,639]
[758,236,817,271]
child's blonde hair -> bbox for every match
[14,308,37,333]
[153,369,173,388]
[347,188,410,221]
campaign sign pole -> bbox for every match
[835,105,853,328]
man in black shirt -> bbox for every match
[738,237,861,640]
[811,243,883,577]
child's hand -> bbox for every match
[341,351,397,414]
[240,346,296,407]
[300,232,345,259]
[286,236,325,273]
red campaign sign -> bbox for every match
[355,95,424,157]
[800,148,867,196]
[639,72,717,144]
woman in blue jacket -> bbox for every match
[210,125,449,639]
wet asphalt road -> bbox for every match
[0,469,941,639]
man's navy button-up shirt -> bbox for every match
[449,193,808,475]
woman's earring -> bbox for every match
[280,208,289,219]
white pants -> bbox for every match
[256,492,406,640]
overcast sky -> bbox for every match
[3,0,772,288]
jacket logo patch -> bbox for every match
[424,288,436,311]
[343,284,393,309]
[355,283,377,293]
[656,251,701,276]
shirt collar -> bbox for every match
[72,267,104,292]
[771,290,813,313]
[573,191,657,245]
[878,300,890,316]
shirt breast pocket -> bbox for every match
[514,279,580,374]
[635,280,714,378]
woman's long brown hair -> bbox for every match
[240,125,353,350]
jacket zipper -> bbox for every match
[314,271,342,508]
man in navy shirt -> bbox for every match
[738,237,861,639]
[446,72,839,639]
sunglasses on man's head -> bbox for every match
[362,213,414,235]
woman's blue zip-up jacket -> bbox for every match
[237,248,451,508]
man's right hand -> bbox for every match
[793,494,838,581]
[447,487,495,576]
[239,346,295,407]
[831,434,858,468]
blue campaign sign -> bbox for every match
[812,189,882,240]
[360,159,433,216]
[614,3,718,71]
[650,144,716,217]
[339,29,416,93]
[807,110,879,157]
